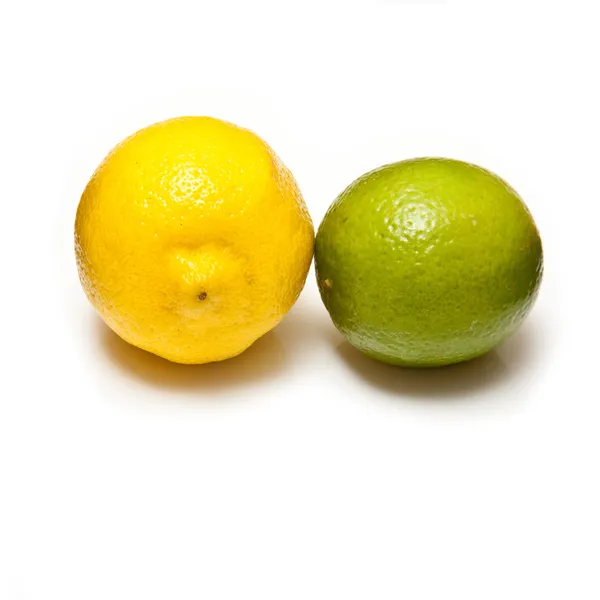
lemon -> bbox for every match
[315,158,543,367]
[75,117,314,364]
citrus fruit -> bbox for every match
[75,117,314,364]
[315,158,543,367]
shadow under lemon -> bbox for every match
[96,296,332,394]
[332,317,543,402]
[98,319,288,393]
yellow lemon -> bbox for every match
[75,117,314,364]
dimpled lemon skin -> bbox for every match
[75,117,314,364]
[315,158,543,367]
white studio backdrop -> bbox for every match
[1,2,599,599]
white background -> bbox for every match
[1,2,599,599]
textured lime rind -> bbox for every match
[315,158,543,367]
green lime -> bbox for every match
[315,158,543,367]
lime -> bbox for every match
[315,158,543,367]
